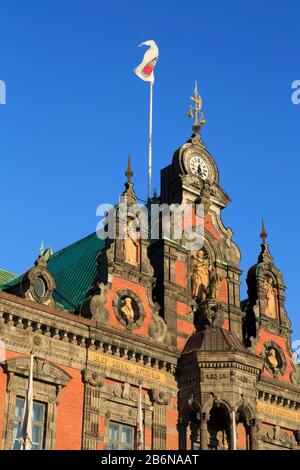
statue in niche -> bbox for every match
[191,248,211,301]
[267,348,279,370]
[120,297,135,322]
[263,276,277,318]
[123,218,140,265]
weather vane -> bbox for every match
[187,81,206,134]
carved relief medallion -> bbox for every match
[113,289,145,331]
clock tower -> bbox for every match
[149,83,242,349]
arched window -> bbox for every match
[207,405,230,450]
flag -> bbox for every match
[19,352,34,450]
[134,40,159,84]
[135,384,143,450]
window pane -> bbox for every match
[108,422,134,450]
[32,425,42,447]
[109,424,118,442]
[12,399,45,450]
[15,399,24,418]
[33,403,44,423]
[12,421,21,450]
[121,426,133,444]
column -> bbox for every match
[230,409,237,450]
[249,419,258,450]
[199,412,208,450]
[81,369,105,450]
[149,389,170,450]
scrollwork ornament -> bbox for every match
[82,369,105,388]
[149,389,170,405]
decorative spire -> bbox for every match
[187,81,206,134]
[36,243,53,267]
[121,154,137,204]
[258,219,273,263]
[125,154,133,183]
[260,218,268,244]
[40,240,45,256]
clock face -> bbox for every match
[189,155,209,179]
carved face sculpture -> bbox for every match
[120,297,135,321]
[267,348,279,369]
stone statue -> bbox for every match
[123,219,140,265]
[191,249,211,301]
[267,348,279,370]
[208,273,222,300]
[263,277,277,318]
[120,297,134,321]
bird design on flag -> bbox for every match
[134,40,159,84]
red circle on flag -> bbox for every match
[143,65,153,76]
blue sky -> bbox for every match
[0,1,300,341]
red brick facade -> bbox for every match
[0,130,300,451]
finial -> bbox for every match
[260,218,268,244]
[187,80,206,134]
[40,240,44,256]
[122,154,137,204]
[125,154,133,183]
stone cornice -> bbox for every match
[0,291,179,360]
[258,376,300,404]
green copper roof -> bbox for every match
[1,232,105,313]
[0,269,17,286]
[48,232,105,311]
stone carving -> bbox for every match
[196,300,221,330]
[3,356,72,389]
[79,282,109,322]
[253,302,260,318]
[201,180,211,216]
[191,249,211,301]
[207,273,222,300]
[90,283,109,323]
[148,304,167,343]
[261,425,298,447]
[113,290,145,331]
[191,179,203,191]
[121,297,135,321]
[82,369,105,388]
[263,276,277,319]
[23,264,56,307]
[123,219,140,265]
[263,342,286,377]
[33,335,43,346]
[119,296,137,330]
[266,348,279,371]
[149,389,170,405]
[111,382,138,402]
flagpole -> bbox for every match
[135,381,144,450]
[20,351,34,450]
[148,81,153,201]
